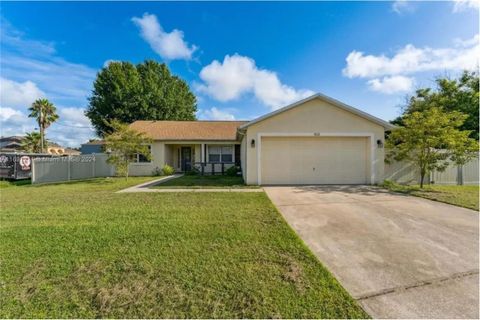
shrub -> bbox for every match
[162,164,175,176]
[225,165,240,176]
[152,167,163,176]
[185,167,199,175]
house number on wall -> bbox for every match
[313,132,321,136]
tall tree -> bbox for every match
[86,60,197,136]
[21,132,44,153]
[386,107,478,188]
[104,120,153,179]
[28,98,59,153]
[392,71,479,139]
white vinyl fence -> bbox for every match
[32,154,115,184]
[385,156,479,185]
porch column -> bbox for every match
[201,143,205,162]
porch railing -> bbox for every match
[192,162,236,175]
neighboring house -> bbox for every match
[129,93,395,185]
[63,148,81,156]
[0,136,24,152]
[0,136,77,155]
[80,140,105,154]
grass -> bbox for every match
[0,177,366,318]
[382,180,479,211]
[0,179,32,188]
[152,174,258,188]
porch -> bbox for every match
[164,143,240,174]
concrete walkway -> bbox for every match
[265,185,479,319]
[117,175,263,193]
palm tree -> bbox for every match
[28,99,59,153]
[21,132,44,153]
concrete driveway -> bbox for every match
[264,185,479,319]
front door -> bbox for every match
[181,147,192,172]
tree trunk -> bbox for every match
[420,169,425,188]
[40,124,44,154]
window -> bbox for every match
[208,146,221,162]
[208,145,233,163]
[221,146,233,162]
[136,145,151,163]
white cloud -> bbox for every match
[0,107,34,137]
[343,35,479,79]
[0,77,45,108]
[59,107,93,128]
[367,76,414,94]
[392,0,415,14]
[103,59,119,68]
[197,107,236,120]
[1,21,97,146]
[132,13,197,60]
[452,0,480,12]
[0,19,56,57]
[0,107,23,121]
[2,55,96,105]
[197,54,314,110]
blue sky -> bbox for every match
[1,1,478,147]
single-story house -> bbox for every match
[80,140,105,154]
[129,93,395,185]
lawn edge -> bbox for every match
[378,183,479,212]
[262,192,372,319]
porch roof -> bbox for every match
[130,120,248,141]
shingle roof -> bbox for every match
[130,120,248,141]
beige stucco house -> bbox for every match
[129,93,395,185]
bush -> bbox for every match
[162,164,175,176]
[152,167,163,176]
[225,165,240,176]
[185,167,199,175]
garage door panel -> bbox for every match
[261,136,368,185]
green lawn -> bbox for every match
[153,174,258,188]
[0,177,366,318]
[382,181,479,211]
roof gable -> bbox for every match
[239,93,396,130]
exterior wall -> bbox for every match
[129,141,165,176]
[244,98,385,185]
[240,135,247,180]
[129,140,240,175]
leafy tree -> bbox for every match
[28,99,59,153]
[104,120,153,179]
[86,60,197,136]
[21,132,44,153]
[392,71,479,139]
[387,107,478,188]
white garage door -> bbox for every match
[261,136,369,185]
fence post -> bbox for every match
[32,158,35,184]
[92,154,96,178]
[457,165,463,185]
[67,155,71,181]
